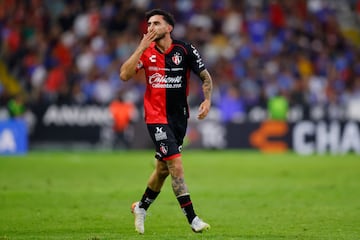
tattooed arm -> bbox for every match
[197,69,213,120]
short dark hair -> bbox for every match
[145,9,175,27]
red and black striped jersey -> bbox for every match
[136,39,206,124]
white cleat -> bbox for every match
[191,216,210,233]
[131,202,146,234]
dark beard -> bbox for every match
[155,33,166,41]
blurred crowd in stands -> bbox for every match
[1,0,360,122]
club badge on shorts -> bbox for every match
[160,143,168,155]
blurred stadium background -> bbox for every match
[1,0,360,155]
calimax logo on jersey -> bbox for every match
[148,73,182,89]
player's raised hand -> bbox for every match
[139,29,157,51]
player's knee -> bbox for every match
[156,162,169,179]
[158,168,169,180]
[167,163,184,178]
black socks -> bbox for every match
[138,187,160,210]
[177,194,196,223]
[138,187,196,224]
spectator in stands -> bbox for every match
[219,84,245,123]
[0,0,360,125]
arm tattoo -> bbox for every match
[171,176,189,196]
[200,70,213,101]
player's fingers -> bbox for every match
[144,30,155,40]
[147,29,157,39]
[197,108,208,119]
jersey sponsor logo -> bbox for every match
[148,66,183,72]
[155,127,167,141]
[196,59,204,68]
[172,52,182,65]
[148,73,183,89]
[137,60,143,70]
[148,66,170,71]
[149,55,156,63]
[191,44,204,68]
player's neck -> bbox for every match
[155,36,172,53]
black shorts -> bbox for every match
[147,121,187,161]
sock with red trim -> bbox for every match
[177,194,196,223]
[138,187,160,210]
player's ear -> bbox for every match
[168,25,173,33]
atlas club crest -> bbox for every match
[172,52,182,65]
[160,143,168,155]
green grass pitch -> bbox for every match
[0,150,359,239]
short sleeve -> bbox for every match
[186,43,206,76]
[135,58,144,72]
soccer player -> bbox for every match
[120,9,212,234]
